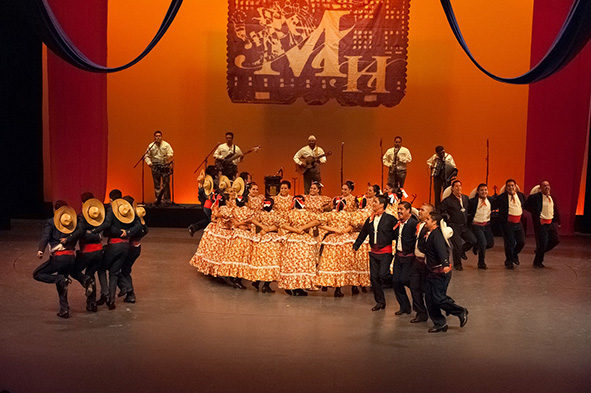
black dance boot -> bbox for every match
[252,281,260,291]
[262,282,275,293]
[334,287,344,298]
[351,286,359,295]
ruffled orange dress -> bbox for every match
[218,206,256,278]
[315,211,356,287]
[247,210,286,282]
[349,208,372,286]
[278,210,319,290]
[246,194,265,212]
[190,206,233,276]
[341,194,358,212]
[273,194,293,213]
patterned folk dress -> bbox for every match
[247,194,265,212]
[190,206,234,276]
[305,194,332,214]
[349,208,372,286]
[218,206,256,278]
[341,194,358,212]
[273,194,293,214]
[278,210,319,290]
[247,210,286,282]
[315,210,356,287]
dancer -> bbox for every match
[467,183,494,269]
[526,180,560,268]
[273,180,293,213]
[409,203,433,323]
[496,179,526,269]
[392,201,418,315]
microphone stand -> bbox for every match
[194,142,221,174]
[379,138,384,190]
[340,142,344,186]
[134,141,156,204]
[485,139,490,185]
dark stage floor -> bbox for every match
[1,220,591,393]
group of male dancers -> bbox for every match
[34,189,148,318]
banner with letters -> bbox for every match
[227,0,410,107]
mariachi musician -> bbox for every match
[293,135,330,194]
[213,132,260,180]
[427,145,457,207]
[145,130,174,205]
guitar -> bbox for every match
[215,145,261,173]
[295,151,332,175]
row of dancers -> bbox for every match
[34,190,148,318]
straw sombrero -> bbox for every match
[468,187,477,199]
[82,198,105,227]
[197,169,206,186]
[111,198,135,224]
[136,206,146,225]
[442,186,452,200]
[219,175,232,191]
[202,175,214,196]
[232,177,245,196]
[54,205,77,234]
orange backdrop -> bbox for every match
[103,0,533,203]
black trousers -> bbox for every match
[33,254,75,313]
[98,243,129,301]
[425,271,465,328]
[501,221,525,266]
[151,168,171,202]
[71,249,102,305]
[303,168,321,195]
[449,224,477,267]
[387,168,407,190]
[409,258,428,320]
[369,252,394,306]
[118,245,141,294]
[533,222,560,265]
[471,224,494,265]
[392,254,413,312]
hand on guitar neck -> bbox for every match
[216,145,261,167]
[295,151,332,174]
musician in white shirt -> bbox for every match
[382,136,412,191]
[293,135,327,194]
[145,130,174,204]
[213,132,243,180]
[468,183,494,269]
[427,145,457,207]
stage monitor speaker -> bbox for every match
[264,176,282,197]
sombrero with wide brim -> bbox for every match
[136,206,146,225]
[82,198,105,227]
[530,185,541,195]
[219,175,232,191]
[469,187,478,199]
[442,186,452,200]
[54,205,77,234]
[203,175,214,196]
[112,198,135,224]
[232,177,245,196]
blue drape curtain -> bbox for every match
[26,0,183,73]
[440,0,591,84]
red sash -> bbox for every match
[108,238,129,244]
[370,245,392,254]
[508,214,521,223]
[131,240,141,247]
[81,243,103,253]
[53,250,75,257]
[472,221,489,226]
[540,218,552,225]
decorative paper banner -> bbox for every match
[227,0,410,107]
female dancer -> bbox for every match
[305,181,332,214]
[279,196,320,296]
[341,180,358,212]
[190,192,233,277]
[219,195,256,289]
[273,180,293,213]
[315,197,354,297]
[248,198,285,293]
[246,182,265,212]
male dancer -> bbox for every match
[409,203,434,323]
[353,195,397,311]
[34,201,79,318]
[420,211,468,333]
[439,180,477,270]
[526,180,560,268]
[467,183,494,269]
[70,193,104,312]
[382,136,412,192]
[496,179,526,269]
[392,201,418,315]
[118,197,148,302]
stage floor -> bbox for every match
[1,220,591,393]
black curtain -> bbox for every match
[1,1,45,228]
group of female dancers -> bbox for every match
[189,179,402,296]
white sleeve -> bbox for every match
[144,145,153,165]
[318,147,327,164]
[293,147,305,165]
[399,147,412,163]
[213,145,224,160]
[427,154,436,167]
[383,148,393,166]
[234,146,244,163]
[446,154,456,168]
[165,142,174,160]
